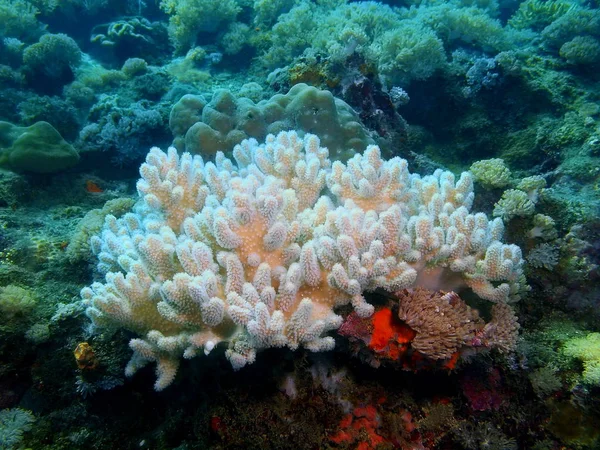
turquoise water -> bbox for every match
[1,0,599,448]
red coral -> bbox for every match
[329,404,387,450]
[369,307,416,360]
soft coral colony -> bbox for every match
[81,130,527,390]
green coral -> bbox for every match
[220,22,251,55]
[529,367,562,397]
[25,322,50,344]
[508,0,577,31]
[563,333,600,385]
[17,95,80,140]
[516,175,546,203]
[559,35,600,65]
[527,243,560,270]
[253,0,298,26]
[1,37,25,67]
[540,184,597,233]
[0,65,24,87]
[121,58,149,78]
[0,121,79,173]
[23,33,82,82]
[63,81,96,108]
[414,4,510,52]
[0,284,36,319]
[541,8,600,49]
[76,61,127,91]
[28,0,58,12]
[521,318,584,370]
[496,51,581,110]
[129,67,172,100]
[470,158,511,188]
[160,0,241,54]
[252,1,519,84]
[314,2,403,62]
[545,112,590,148]
[528,214,558,240]
[0,0,44,42]
[260,2,319,68]
[493,189,536,220]
[371,21,446,85]
[260,2,403,70]
[166,52,211,86]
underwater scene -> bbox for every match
[1,0,600,448]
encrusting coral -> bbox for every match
[82,131,526,390]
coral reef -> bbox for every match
[0,0,599,448]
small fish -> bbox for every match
[85,180,103,193]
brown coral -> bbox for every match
[395,288,483,360]
[480,302,520,353]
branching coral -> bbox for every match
[82,131,525,390]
